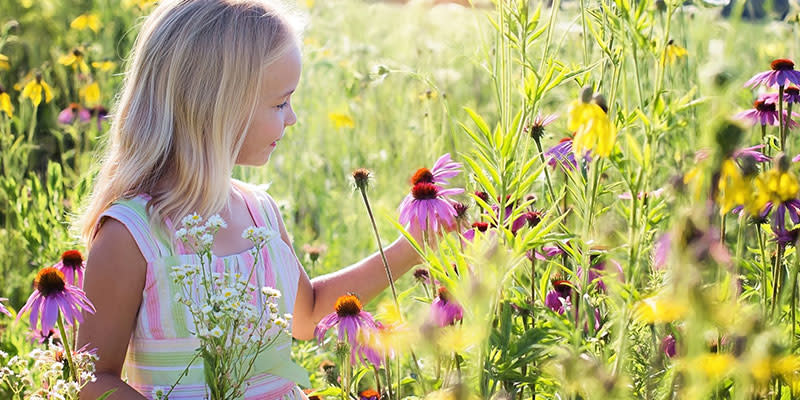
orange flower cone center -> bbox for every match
[411,168,434,184]
[771,58,795,71]
[61,250,83,268]
[35,267,66,297]
[335,294,362,317]
[411,182,439,200]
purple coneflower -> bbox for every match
[578,258,624,292]
[409,153,461,186]
[511,211,542,235]
[398,182,463,233]
[785,86,800,104]
[314,294,379,353]
[733,145,771,163]
[534,244,566,261]
[57,103,91,125]
[545,280,572,314]
[54,250,85,287]
[546,137,592,170]
[735,96,799,127]
[661,334,677,358]
[359,389,381,400]
[429,287,463,327]
[462,221,489,241]
[0,297,10,317]
[652,233,671,270]
[745,59,800,89]
[528,112,558,140]
[17,267,95,333]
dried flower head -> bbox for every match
[352,168,372,190]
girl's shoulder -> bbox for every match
[232,179,281,216]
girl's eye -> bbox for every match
[276,101,289,109]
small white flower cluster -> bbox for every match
[241,226,276,247]
[0,346,98,399]
[175,213,228,254]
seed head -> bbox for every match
[334,293,362,317]
[35,267,66,297]
[61,250,83,268]
[771,58,795,71]
[352,168,371,190]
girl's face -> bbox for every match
[236,43,301,166]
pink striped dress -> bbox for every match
[97,182,310,399]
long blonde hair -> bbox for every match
[78,0,301,244]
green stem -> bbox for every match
[358,187,400,308]
[756,223,769,314]
[26,104,38,143]
[534,136,560,211]
[578,0,589,66]
[56,314,78,382]
[790,248,799,349]
[779,85,786,151]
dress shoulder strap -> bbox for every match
[95,195,172,263]
[233,181,281,231]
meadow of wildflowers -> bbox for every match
[3,0,800,399]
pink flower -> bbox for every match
[17,267,95,333]
[734,96,800,127]
[652,233,671,270]
[429,287,463,327]
[398,182,464,233]
[54,250,85,287]
[545,280,572,314]
[745,59,800,89]
[0,297,10,317]
[528,112,558,140]
[462,221,489,241]
[733,145,771,163]
[57,103,91,124]
[409,153,462,186]
[314,294,378,355]
[661,334,677,358]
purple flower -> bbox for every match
[745,59,800,89]
[545,280,572,314]
[534,245,566,261]
[356,341,384,369]
[734,96,800,127]
[398,182,464,233]
[0,297,10,317]
[577,258,624,292]
[57,103,91,124]
[314,294,379,356]
[528,112,558,140]
[17,267,95,333]
[430,153,462,185]
[463,221,489,241]
[661,334,677,358]
[546,137,592,170]
[652,233,671,270]
[785,86,800,104]
[733,145,771,163]
[511,211,542,235]
[429,288,463,327]
[54,250,85,287]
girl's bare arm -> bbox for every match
[78,219,148,399]
[263,197,424,340]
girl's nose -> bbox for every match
[285,105,297,127]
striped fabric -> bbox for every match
[97,182,310,399]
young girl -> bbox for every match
[76,1,423,398]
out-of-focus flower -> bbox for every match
[577,258,624,292]
[54,250,86,287]
[0,53,9,70]
[359,389,381,400]
[17,267,96,333]
[419,89,437,101]
[735,95,799,127]
[58,48,90,74]
[303,388,322,400]
[568,87,616,157]
[302,243,327,263]
[91,60,117,72]
[429,287,463,327]
[21,73,53,107]
[546,137,591,170]
[745,58,800,89]
[314,294,378,355]
[80,81,101,107]
[0,297,10,316]
[652,233,671,270]
[698,353,736,380]
[665,39,688,64]
[70,13,101,33]
[511,211,542,235]
[717,159,755,215]
[398,182,463,233]
[661,334,677,358]
[58,103,91,125]
[527,112,558,140]
[545,280,573,314]
[618,188,666,200]
[634,295,687,324]
[733,145,771,163]
[751,162,800,217]
[0,85,13,117]
[328,112,354,129]
[785,86,800,104]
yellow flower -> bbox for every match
[21,74,54,107]
[634,295,687,324]
[304,0,315,8]
[0,86,13,117]
[58,48,90,74]
[751,167,800,213]
[0,54,9,70]
[699,353,735,379]
[419,89,438,101]
[665,40,688,65]
[91,60,117,72]
[568,99,616,157]
[70,14,101,33]
[717,159,753,215]
[328,112,354,129]
[80,82,101,107]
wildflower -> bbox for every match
[568,86,616,157]
[352,168,371,190]
[205,214,227,230]
[398,182,463,233]
[0,297,10,317]
[54,250,85,287]
[545,280,572,314]
[462,221,489,241]
[57,103,91,125]
[527,112,558,140]
[698,353,735,379]
[58,48,90,74]
[511,211,542,235]
[359,389,381,400]
[429,153,462,185]
[303,389,322,400]
[661,334,677,358]
[92,105,109,130]
[634,295,687,324]
[419,89,437,101]
[80,81,100,107]
[20,73,53,107]
[17,267,95,333]
[429,287,463,327]
[618,188,666,200]
[745,58,800,89]
[302,243,327,263]
[91,60,116,72]
[577,257,624,292]
[0,85,13,117]
[314,294,379,352]
[0,54,8,70]
[70,14,101,33]
[453,202,469,221]
[751,159,800,217]
[181,213,203,227]
[652,233,671,270]
[717,159,756,215]
[665,39,688,65]
[733,145,771,163]
[734,95,799,127]
[785,86,800,104]
[328,112,354,129]
[546,137,591,170]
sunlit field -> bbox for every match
[2,0,800,398]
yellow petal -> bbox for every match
[0,54,9,70]
[0,93,13,117]
[58,54,77,66]
[81,82,100,106]
[87,14,101,32]
[41,81,53,104]
[70,15,88,30]
[328,112,354,129]
[634,296,687,324]
[91,61,116,71]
